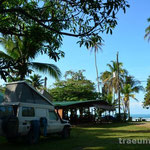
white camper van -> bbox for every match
[0,81,70,144]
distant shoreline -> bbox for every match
[131,114,150,118]
[131,114,150,121]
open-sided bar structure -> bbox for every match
[54,100,115,124]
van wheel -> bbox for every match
[62,126,70,139]
[2,116,19,139]
[27,130,39,144]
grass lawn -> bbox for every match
[1,122,150,150]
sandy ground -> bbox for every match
[131,122,150,128]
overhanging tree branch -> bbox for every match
[0,8,95,37]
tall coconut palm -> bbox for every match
[0,36,61,81]
[100,61,127,94]
[144,18,150,42]
[100,61,127,109]
[88,36,103,93]
[100,71,112,95]
[121,76,144,118]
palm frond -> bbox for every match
[132,86,144,93]
[130,94,138,101]
[0,36,21,59]
[0,37,15,54]
[107,63,114,72]
[29,62,61,79]
[0,51,13,60]
[144,25,150,42]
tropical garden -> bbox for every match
[0,0,130,114]
[0,0,149,120]
[1,0,150,149]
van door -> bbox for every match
[47,110,62,133]
[18,106,36,135]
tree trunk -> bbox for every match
[128,100,130,119]
[124,100,128,121]
[94,51,100,93]
[20,74,25,80]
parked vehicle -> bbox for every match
[0,81,71,144]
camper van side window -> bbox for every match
[22,107,35,117]
[49,111,58,120]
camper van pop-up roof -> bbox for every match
[3,81,53,106]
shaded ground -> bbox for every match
[1,122,150,150]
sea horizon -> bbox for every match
[131,114,150,121]
[131,114,150,118]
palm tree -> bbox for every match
[100,61,127,95]
[121,76,144,119]
[144,76,150,107]
[88,36,103,94]
[0,58,15,81]
[100,71,112,95]
[0,36,61,81]
[27,74,44,89]
[100,61,128,111]
[144,18,150,42]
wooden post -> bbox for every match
[44,77,47,88]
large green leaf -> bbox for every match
[0,51,13,60]
[29,62,61,80]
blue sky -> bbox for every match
[0,0,150,114]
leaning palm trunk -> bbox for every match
[94,51,100,93]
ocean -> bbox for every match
[131,114,150,121]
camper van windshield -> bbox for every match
[0,106,13,118]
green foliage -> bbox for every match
[144,76,150,107]
[100,60,127,94]
[26,74,44,89]
[0,59,14,81]
[121,75,143,117]
[49,70,98,101]
[0,0,130,82]
[100,60,127,108]
[0,0,129,49]
[0,85,5,94]
[0,36,61,81]
[100,60,143,117]
[104,93,113,105]
[64,70,86,81]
